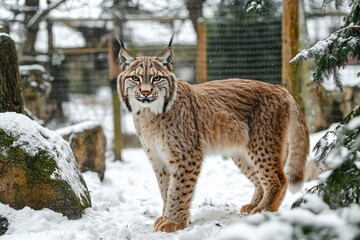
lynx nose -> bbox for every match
[141,90,152,97]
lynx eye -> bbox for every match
[153,76,161,82]
[131,76,140,82]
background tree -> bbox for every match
[246,0,359,90]
[0,33,24,113]
[186,0,206,31]
[295,0,358,90]
[1,0,67,59]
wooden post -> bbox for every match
[298,0,313,131]
[108,37,123,160]
[282,0,300,105]
[196,18,207,84]
[0,33,25,113]
[47,19,54,68]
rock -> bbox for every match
[56,121,106,181]
[0,112,91,220]
[19,64,54,123]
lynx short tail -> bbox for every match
[285,98,310,193]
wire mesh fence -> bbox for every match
[14,5,284,154]
[3,1,357,154]
[43,18,196,153]
[207,17,282,84]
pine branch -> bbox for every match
[290,1,360,90]
[313,106,360,165]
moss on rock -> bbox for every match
[0,113,91,219]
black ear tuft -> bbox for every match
[115,36,125,48]
[168,34,174,48]
[156,47,174,71]
[157,37,174,71]
[116,37,135,70]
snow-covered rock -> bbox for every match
[56,121,106,181]
[0,112,91,219]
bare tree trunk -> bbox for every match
[23,0,40,57]
[186,0,206,32]
[0,34,25,113]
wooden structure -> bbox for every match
[108,37,123,160]
[282,0,300,105]
[196,19,207,84]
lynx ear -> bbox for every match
[156,36,174,71]
[116,37,135,70]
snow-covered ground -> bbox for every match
[0,148,312,240]
[2,146,359,240]
[1,90,360,239]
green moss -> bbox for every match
[0,129,58,184]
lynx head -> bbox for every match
[117,38,178,115]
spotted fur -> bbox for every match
[117,42,309,233]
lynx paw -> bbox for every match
[154,217,184,232]
[250,205,278,214]
[240,204,257,214]
[250,206,263,214]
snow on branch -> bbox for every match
[291,1,360,90]
[244,0,276,15]
[313,106,360,167]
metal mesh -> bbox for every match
[207,16,282,84]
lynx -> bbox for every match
[117,39,309,233]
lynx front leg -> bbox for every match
[148,157,170,224]
[154,167,170,215]
[154,155,201,233]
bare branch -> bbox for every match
[26,0,67,29]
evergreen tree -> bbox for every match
[291,0,360,90]
[293,107,360,209]
[246,0,360,90]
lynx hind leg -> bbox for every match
[232,155,264,214]
[247,142,288,214]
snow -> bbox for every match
[0,150,268,239]
[19,64,47,73]
[0,112,89,204]
[0,33,11,38]
[56,120,102,137]
[290,193,329,214]
[322,65,360,91]
[347,116,360,130]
